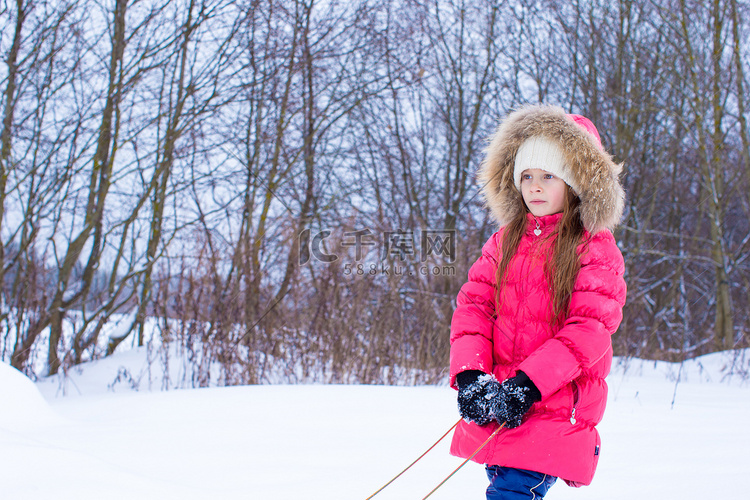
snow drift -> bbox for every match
[0,349,748,499]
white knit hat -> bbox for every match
[513,136,579,194]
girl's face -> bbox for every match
[520,168,568,217]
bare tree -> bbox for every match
[3,0,748,383]
[3,0,87,372]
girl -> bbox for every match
[449,104,627,499]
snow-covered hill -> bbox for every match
[1,349,748,499]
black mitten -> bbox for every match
[456,370,501,426]
[491,371,542,428]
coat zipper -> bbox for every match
[570,380,580,425]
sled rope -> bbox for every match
[364,419,461,500]
[421,423,505,499]
[364,420,506,499]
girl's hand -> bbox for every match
[491,372,542,428]
[456,371,500,426]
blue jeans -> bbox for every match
[485,465,557,500]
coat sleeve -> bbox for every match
[518,230,627,399]
[449,231,502,389]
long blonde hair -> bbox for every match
[495,186,586,325]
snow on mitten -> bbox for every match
[456,370,501,426]
[491,371,542,428]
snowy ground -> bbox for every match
[1,349,749,500]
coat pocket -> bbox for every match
[570,380,580,425]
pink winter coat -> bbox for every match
[449,211,626,485]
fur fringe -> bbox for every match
[478,104,625,233]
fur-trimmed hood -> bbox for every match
[478,104,625,233]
